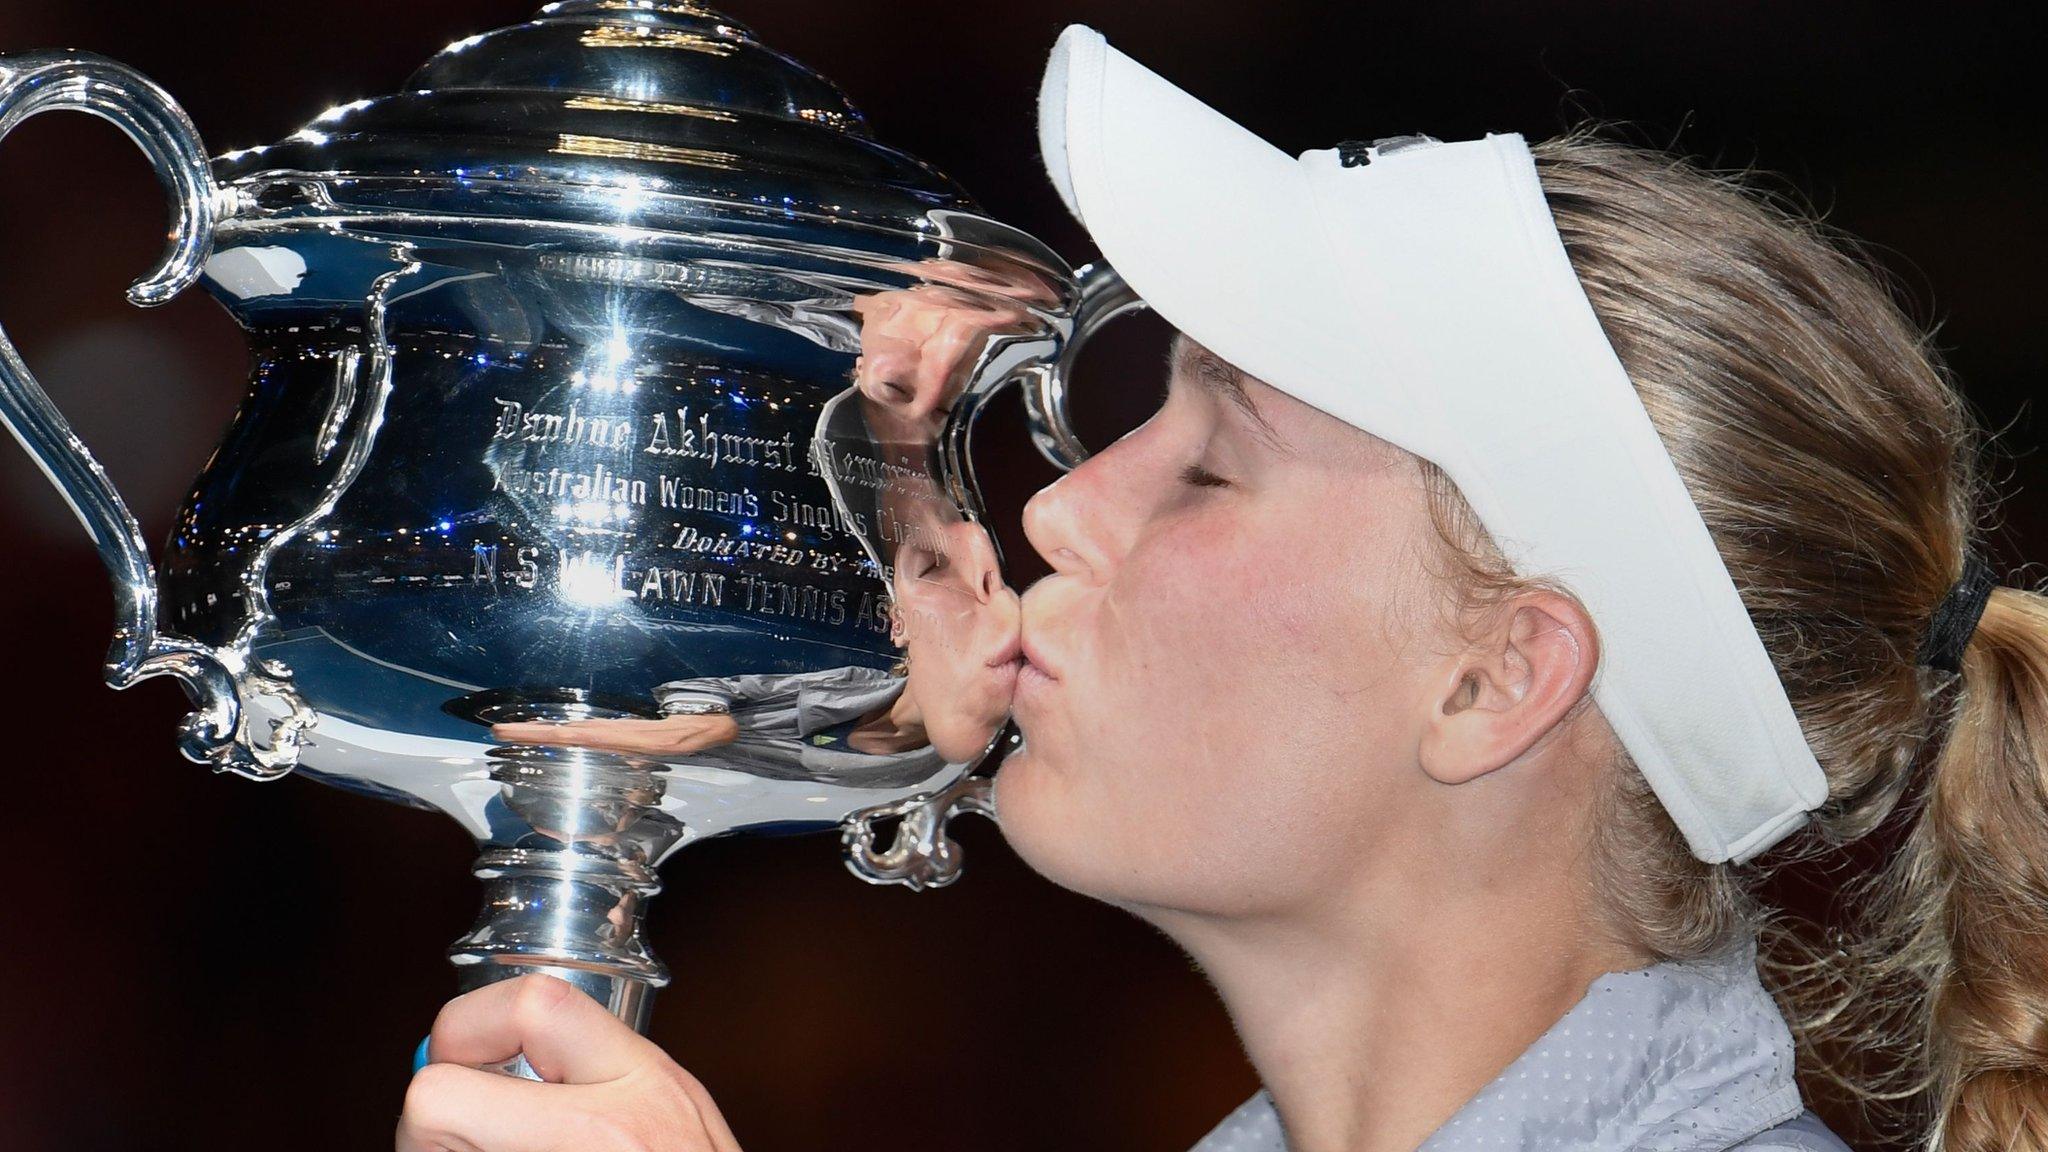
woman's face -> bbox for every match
[888,489,1021,764]
[998,336,1456,920]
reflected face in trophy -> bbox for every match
[998,335,1457,918]
[849,277,1030,764]
[886,488,1022,764]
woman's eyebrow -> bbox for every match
[1169,335,1288,451]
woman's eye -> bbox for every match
[1180,463,1231,489]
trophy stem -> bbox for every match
[449,846,669,1030]
[448,745,686,1032]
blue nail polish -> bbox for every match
[412,1036,431,1074]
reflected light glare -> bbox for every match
[560,552,628,607]
[314,98,375,124]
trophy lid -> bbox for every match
[212,0,979,237]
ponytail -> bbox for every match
[1887,585,2048,1149]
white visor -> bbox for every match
[1038,25,1827,864]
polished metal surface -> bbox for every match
[0,54,305,780]
[1022,262,1143,471]
[841,770,996,892]
[0,3,1129,1033]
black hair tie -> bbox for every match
[1915,551,1997,675]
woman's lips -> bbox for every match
[1018,634,1061,685]
[1017,662,1057,698]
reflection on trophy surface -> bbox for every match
[493,279,1036,783]
[0,0,1127,1034]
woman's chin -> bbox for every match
[992,752,1107,895]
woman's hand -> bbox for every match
[398,974,743,1152]
[490,713,742,757]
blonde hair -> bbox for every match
[1416,129,2048,1150]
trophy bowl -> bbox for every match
[0,0,1131,1030]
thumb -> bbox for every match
[428,974,656,1084]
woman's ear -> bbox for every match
[1417,589,1600,785]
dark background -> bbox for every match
[0,3,2041,1149]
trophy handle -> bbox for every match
[1021,261,1145,471]
[843,265,1143,889]
[841,771,997,892]
[0,54,295,779]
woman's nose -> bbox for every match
[1021,454,1128,584]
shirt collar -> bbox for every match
[1188,937,1804,1152]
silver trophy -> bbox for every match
[0,1,1131,1032]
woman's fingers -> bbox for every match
[669,1067,745,1152]
[853,283,1042,423]
[427,974,659,1084]
[398,1060,731,1152]
[397,1062,580,1152]
[403,978,743,1151]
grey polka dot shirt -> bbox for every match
[1187,938,1854,1152]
